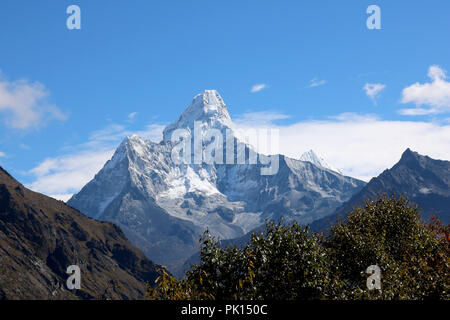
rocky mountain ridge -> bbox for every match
[0,166,161,300]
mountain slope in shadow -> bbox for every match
[311,149,450,232]
[0,167,161,300]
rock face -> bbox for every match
[68,90,365,272]
[311,149,450,231]
[0,166,161,300]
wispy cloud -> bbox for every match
[0,72,67,130]
[127,112,138,122]
[251,84,268,93]
[135,124,165,142]
[308,78,327,88]
[398,108,435,116]
[329,112,380,122]
[400,65,450,115]
[0,151,6,157]
[234,111,290,126]
[363,83,386,105]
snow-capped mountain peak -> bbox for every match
[163,90,233,141]
[118,134,145,150]
[299,150,342,174]
[111,134,148,163]
[69,91,365,273]
[122,134,147,153]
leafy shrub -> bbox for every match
[326,194,449,299]
[148,222,337,300]
[148,194,449,300]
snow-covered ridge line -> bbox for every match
[299,150,342,174]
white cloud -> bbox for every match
[28,149,114,201]
[235,113,450,181]
[329,112,379,122]
[398,108,435,116]
[251,84,268,93]
[363,83,386,105]
[0,74,67,130]
[135,124,165,142]
[234,111,290,126]
[0,151,5,157]
[26,122,165,201]
[49,194,74,202]
[309,78,327,88]
[428,65,447,82]
[400,65,450,115]
[127,112,138,122]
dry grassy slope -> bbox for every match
[0,167,161,300]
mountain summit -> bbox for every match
[163,90,234,141]
[68,91,365,273]
[311,149,450,231]
[299,150,342,174]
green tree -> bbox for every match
[148,194,449,300]
[149,221,337,300]
[326,194,449,299]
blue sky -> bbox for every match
[0,0,450,200]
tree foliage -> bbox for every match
[148,194,449,300]
[326,194,449,299]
